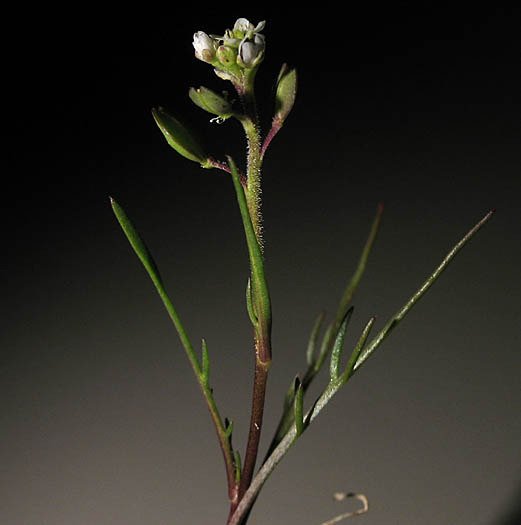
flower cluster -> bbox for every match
[193,18,266,83]
[153,17,296,169]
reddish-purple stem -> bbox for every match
[260,120,282,159]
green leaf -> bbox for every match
[274,64,297,125]
[306,311,325,366]
[299,205,382,388]
[111,196,239,498]
[336,203,383,324]
[342,317,375,382]
[110,197,200,375]
[152,107,211,167]
[293,377,304,437]
[329,309,352,381]
[110,197,163,287]
[353,209,495,372]
[189,86,233,119]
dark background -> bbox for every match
[3,7,520,524]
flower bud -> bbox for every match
[152,107,211,167]
[274,64,297,124]
[238,34,265,68]
[193,31,217,63]
[216,45,237,68]
[189,87,233,119]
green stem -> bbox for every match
[228,70,271,513]
[228,157,272,517]
[243,116,263,244]
[110,198,238,504]
[236,69,264,247]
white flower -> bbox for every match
[209,18,266,48]
[238,33,265,67]
[193,31,217,62]
[233,18,265,38]
[195,19,266,71]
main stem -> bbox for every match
[229,70,272,522]
[236,70,263,246]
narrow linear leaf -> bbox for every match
[342,317,376,381]
[329,308,354,381]
[294,377,304,437]
[306,311,325,366]
[354,209,495,372]
[283,374,300,411]
[112,197,238,493]
[264,373,303,461]
[262,375,296,464]
[110,197,163,287]
[335,203,383,323]
[304,321,333,389]
[110,197,201,377]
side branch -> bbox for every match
[110,198,238,502]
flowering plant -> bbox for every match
[110,17,493,524]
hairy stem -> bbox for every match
[229,153,272,520]
[236,69,264,247]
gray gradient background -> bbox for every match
[3,7,520,525]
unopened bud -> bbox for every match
[237,34,265,68]
[193,31,217,63]
[216,45,237,68]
